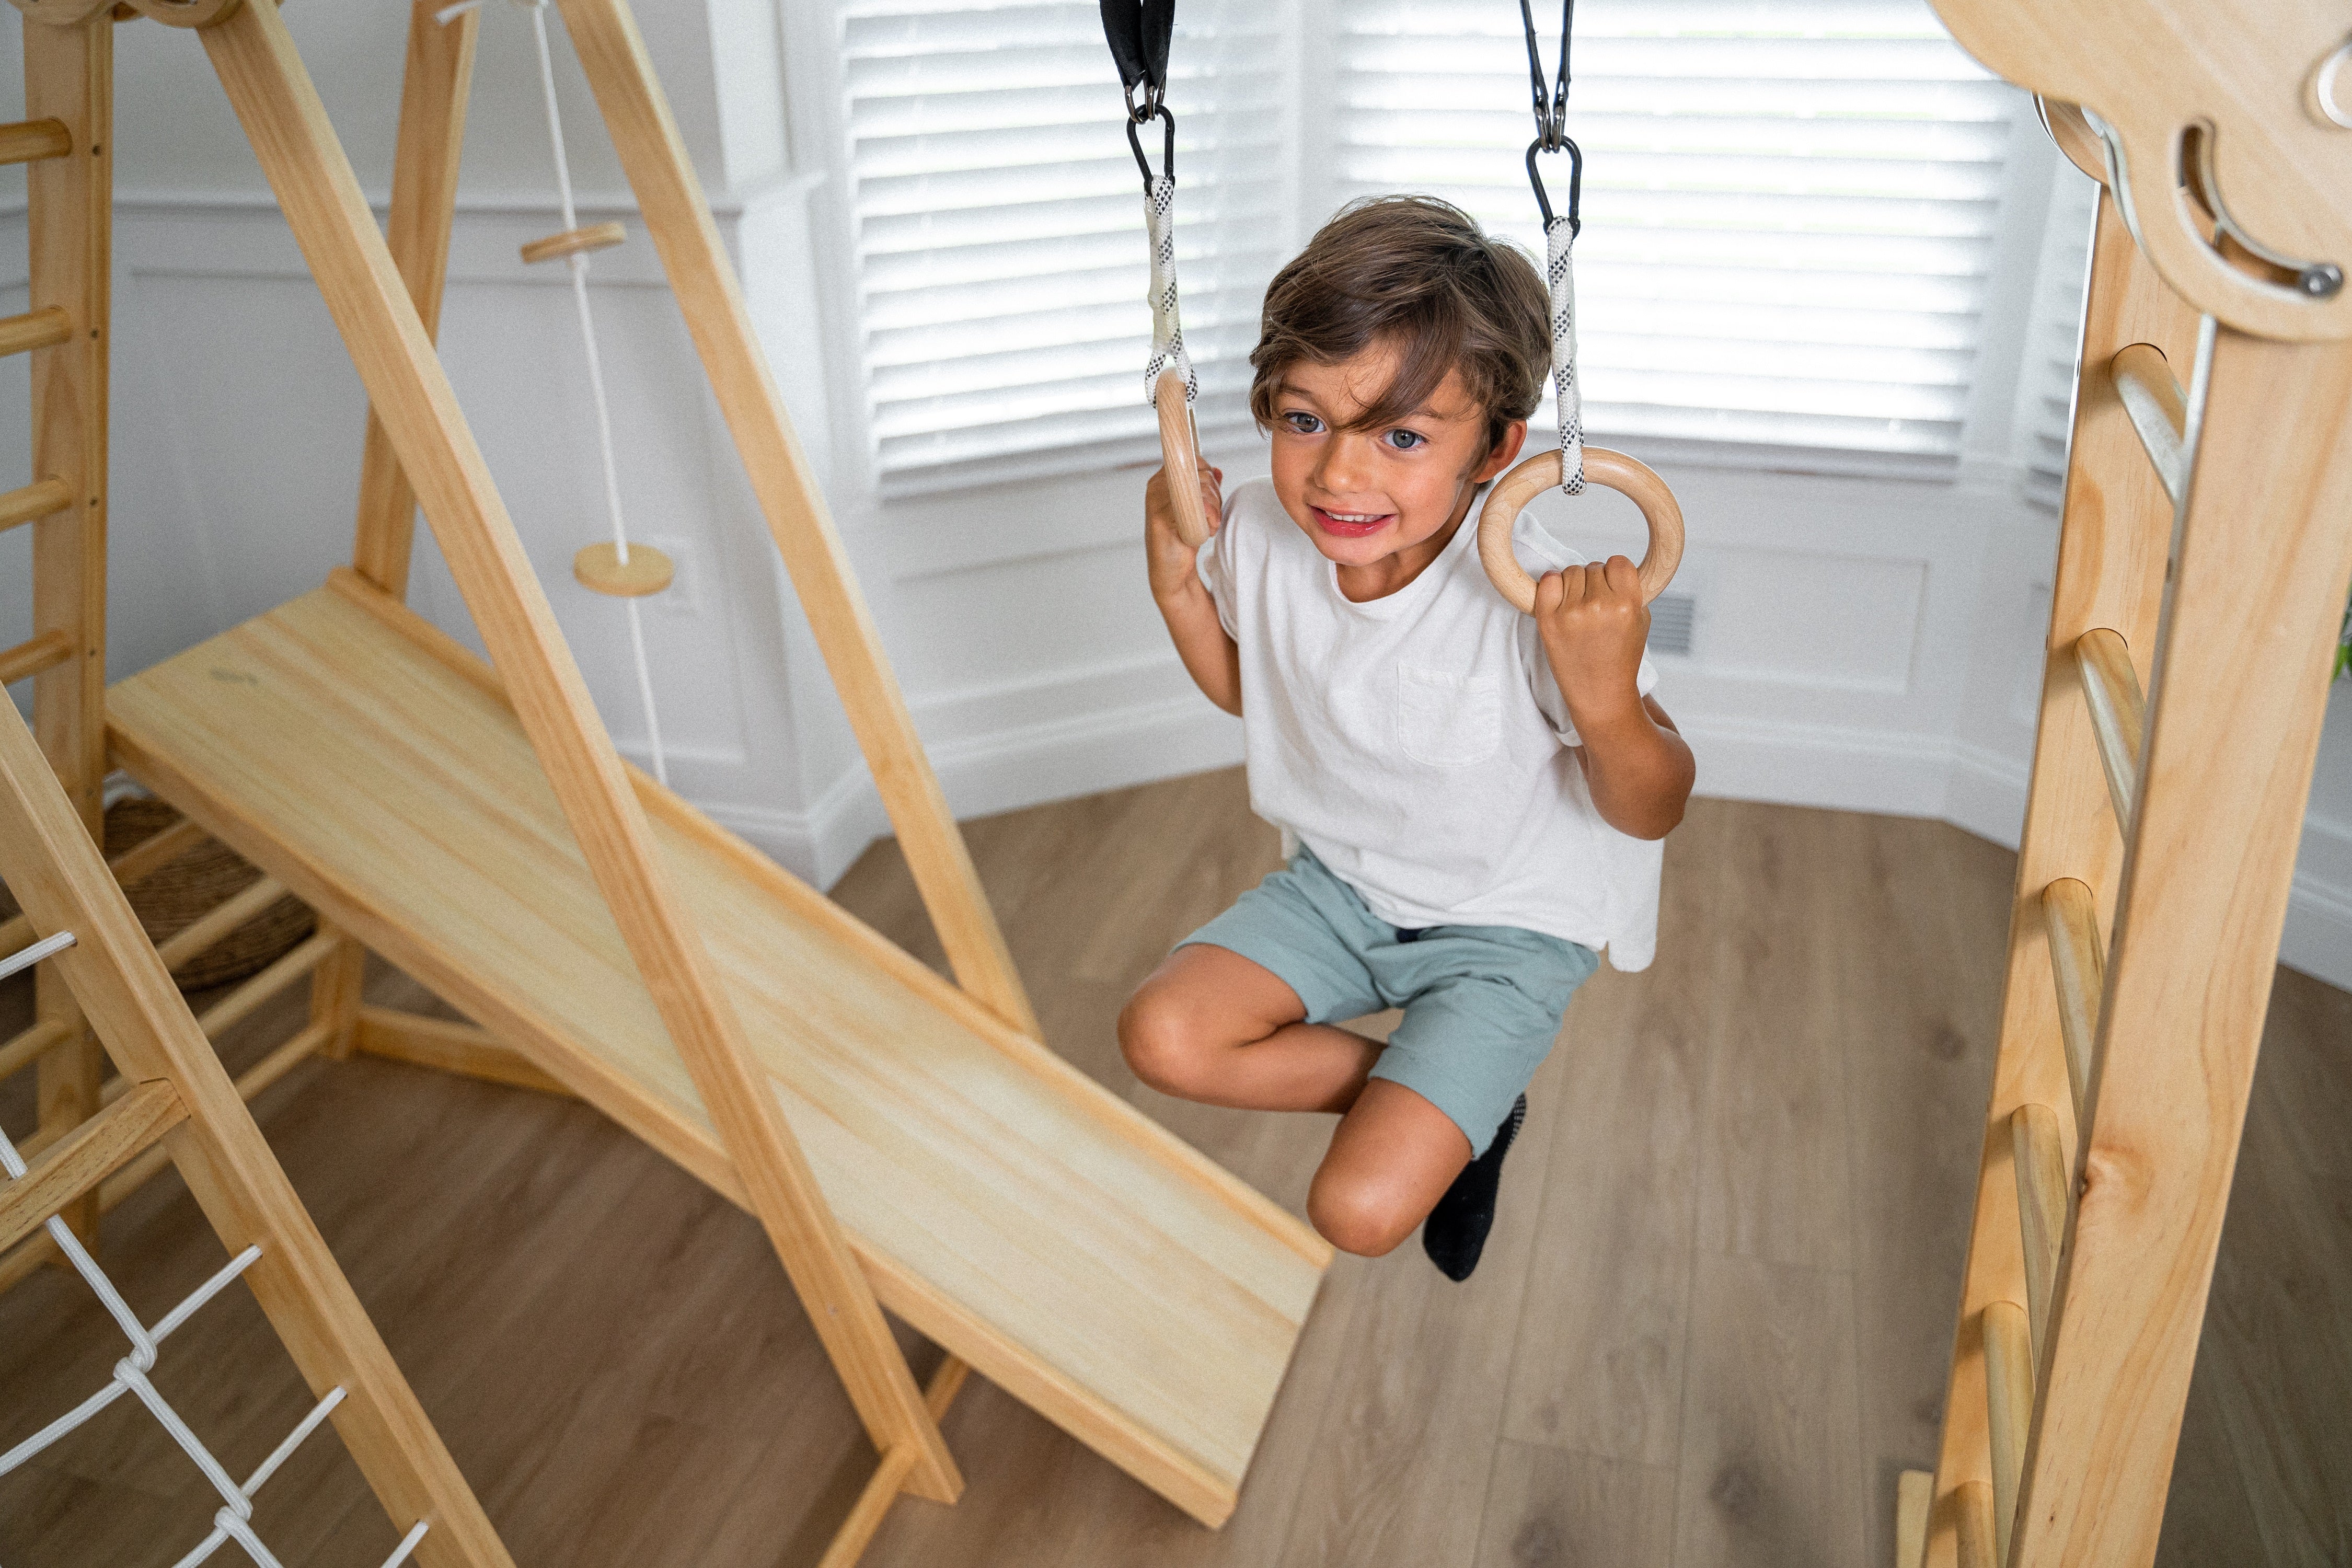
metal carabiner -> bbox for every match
[1527,134,1582,237]
[1128,104,1177,191]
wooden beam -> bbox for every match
[26,8,111,1252]
[0,1016,73,1081]
[0,815,207,962]
[815,1445,919,1568]
[194,928,340,1040]
[0,1077,182,1254]
[308,925,367,1060]
[924,1353,972,1424]
[200,0,959,1505]
[351,0,477,598]
[353,1006,574,1097]
[554,0,1041,1043]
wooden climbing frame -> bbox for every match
[1895,5,2352,1566]
[0,690,512,1568]
[4,1,1327,1562]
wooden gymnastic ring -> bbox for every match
[1154,368,1212,549]
[1477,446,1684,613]
[120,0,242,28]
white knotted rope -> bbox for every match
[0,1115,428,1568]
[1546,215,1584,495]
[439,0,670,786]
[1143,174,1197,409]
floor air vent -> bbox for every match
[1647,590,1697,657]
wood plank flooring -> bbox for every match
[1,776,2345,1566]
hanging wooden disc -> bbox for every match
[574,540,674,597]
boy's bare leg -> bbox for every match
[1120,943,1382,1113]
[1308,1080,1473,1256]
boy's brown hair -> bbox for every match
[1248,195,1550,459]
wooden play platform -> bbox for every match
[107,573,1327,1525]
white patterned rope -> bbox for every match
[436,0,670,787]
[1143,174,1196,408]
[0,1117,427,1568]
[1546,215,1584,495]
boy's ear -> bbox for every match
[1474,419,1529,483]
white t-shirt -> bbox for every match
[1197,477,1664,971]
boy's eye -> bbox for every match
[1281,411,1325,435]
[1385,428,1427,451]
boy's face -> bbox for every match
[1267,338,1526,584]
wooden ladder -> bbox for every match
[1895,106,2352,1568]
[0,686,513,1568]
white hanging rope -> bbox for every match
[1545,215,1584,495]
[1142,174,1197,410]
[0,929,75,984]
[440,0,670,786]
[0,1116,429,1568]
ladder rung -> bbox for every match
[0,305,74,359]
[0,629,73,686]
[0,817,213,968]
[1983,1299,2034,1565]
[2040,877,2104,1132]
[2111,342,2188,505]
[0,477,71,534]
[0,1016,75,1081]
[2073,628,2144,832]
[152,875,291,972]
[0,1078,186,1255]
[2010,1102,2068,1357]
[1955,1479,1998,1568]
[193,928,341,1040]
[1895,1469,1933,1568]
[0,118,72,167]
[519,221,627,266]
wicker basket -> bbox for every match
[0,798,314,993]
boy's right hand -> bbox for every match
[1145,460,1224,604]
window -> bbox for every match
[839,0,2031,493]
[2011,163,2100,512]
[840,0,1287,495]
[1335,0,2021,474]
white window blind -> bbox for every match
[2012,164,2100,512]
[841,0,1286,495]
[1336,0,2021,472]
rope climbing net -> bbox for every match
[0,1121,429,1568]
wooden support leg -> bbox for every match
[1922,192,2198,1568]
[551,0,1041,1041]
[2006,330,2352,1566]
[195,0,959,1507]
[308,925,367,1061]
[24,9,110,1248]
[351,0,477,598]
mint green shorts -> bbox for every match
[1179,846,1598,1155]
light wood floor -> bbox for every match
[2,776,2346,1567]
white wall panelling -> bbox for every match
[0,1,2341,990]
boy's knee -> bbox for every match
[1117,986,1209,1096]
[1307,1170,1419,1258]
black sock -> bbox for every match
[1421,1094,1526,1282]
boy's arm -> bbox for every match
[1147,462,1242,716]
[1534,556,1696,840]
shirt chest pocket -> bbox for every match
[1395,666,1502,768]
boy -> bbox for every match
[1118,197,1695,1281]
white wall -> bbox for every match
[0,1,2343,995]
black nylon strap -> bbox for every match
[1100,0,1175,107]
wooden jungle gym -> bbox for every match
[2,1,2349,1565]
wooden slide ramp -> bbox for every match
[106,574,1331,1527]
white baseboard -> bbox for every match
[1675,713,1955,819]
[1946,740,2031,851]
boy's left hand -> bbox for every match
[1534,556,1648,724]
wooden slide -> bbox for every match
[108,572,1329,1526]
